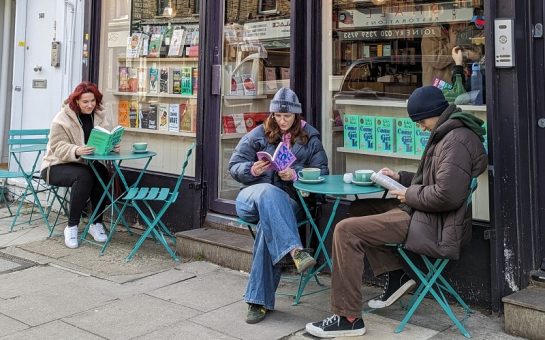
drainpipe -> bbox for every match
[0,0,13,162]
[62,0,76,100]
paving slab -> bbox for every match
[0,282,115,326]
[0,320,102,340]
[0,265,79,299]
[0,225,49,248]
[62,294,201,340]
[135,320,239,340]
[429,312,523,340]
[0,314,29,338]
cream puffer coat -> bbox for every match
[41,104,111,180]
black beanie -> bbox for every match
[407,86,449,122]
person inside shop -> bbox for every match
[306,86,488,338]
[229,87,329,324]
[421,22,481,87]
[450,46,486,105]
[41,81,119,249]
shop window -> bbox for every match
[322,0,489,221]
[259,0,278,14]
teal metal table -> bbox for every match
[80,151,156,255]
[293,174,384,304]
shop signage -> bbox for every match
[243,19,290,41]
[338,26,442,41]
[339,4,473,28]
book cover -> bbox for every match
[396,118,415,155]
[415,123,431,155]
[86,126,125,155]
[118,67,130,92]
[128,67,138,92]
[140,33,149,56]
[264,67,278,93]
[168,28,185,56]
[280,67,290,80]
[137,67,147,93]
[243,112,269,132]
[117,100,130,127]
[147,33,163,57]
[256,142,297,172]
[230,75,244,96]
[359,116,376,151]
[222,113,246,134]
[181,67,193,95]
[126,33,142,58]
[149,67,159,94]
[171,68,182,94]
[376,116,395,153]
[343,114,359,149]
[159,67,170,94]
[179,102,190,132]
[139,102,150,129]
[192,68,199,94]
[241,74,257,96]
[148,104,158,130]
[158,103,169,131]
[370,172,407,191]
[129,100,139,128]
[168,103,180,132]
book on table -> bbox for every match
[86,126,125,155]
[256,142,297,172]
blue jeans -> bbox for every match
[236,183,304,310]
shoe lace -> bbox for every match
[68,227,78,239]
[93,223,106,234]
[321,314,340,327]
[378,273,390,300]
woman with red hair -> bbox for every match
[41,81,119,249]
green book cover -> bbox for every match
[343,114,359,149]
[86,126,125,155]
[181,67,193,95]
[359,115,375,151]
[414,123,431,156]
[376,116,395,153]
[396,118,415,155]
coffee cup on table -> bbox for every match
[132,142,148,151]
[298,168,321,180]
[353,169,373,182]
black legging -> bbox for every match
[41,162,110,226]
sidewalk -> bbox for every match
[0,207,521,340]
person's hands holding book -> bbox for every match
[278,167,296,182]
[379,167,400,181]
[390,188,407,203]
[112,145,121,153]
[76,145,95,156]
[251,160,270,176]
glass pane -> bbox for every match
[322,0,489,220]
[98,0,200,175]
[219,1,291,201]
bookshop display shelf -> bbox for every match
[221,133,246,140]
[118,57,199,63]
[337,147,421,160]
[112,91,197,99]
[124,127,196,138]
[335,98,487,112]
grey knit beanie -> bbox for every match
[269,87,302,114]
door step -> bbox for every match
[502,285,545,339]
[176,227,254,272]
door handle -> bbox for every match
[538,118,545,128]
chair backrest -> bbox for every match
[466,177,478,206]
[8,129,50,149]
[172,143,195,193]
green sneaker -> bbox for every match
[293,249,317,273]
[246,303,267,324]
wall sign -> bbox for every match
[243,19,290,41]
[338,26,442,41]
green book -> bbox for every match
[396,118,415,155]
[181,67,193,95]
[359,115,375,151]
[343,114,359,149]
[86,125,125,155]
[376,116,395,153]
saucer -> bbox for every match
[132,149,148,154]
[351,179,374,186]
[298,176,325,184]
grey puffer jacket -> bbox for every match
[229,123,329,201]
[398,106,488,260]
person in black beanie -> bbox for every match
[306,86,487,338]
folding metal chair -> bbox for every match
[0,129,64,233]
[112,143,195,261]
[389,177,479,338]
[238,194,327,304]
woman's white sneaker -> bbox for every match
[89,223,108,242]
[64,225,79,248]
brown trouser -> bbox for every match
[330,198,411,317]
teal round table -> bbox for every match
[292,174,384,304]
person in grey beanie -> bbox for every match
[229,87,329,324]
[306,86,487,338]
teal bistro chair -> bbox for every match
[0,129,67,232]
[238,194,326,304]
[388,177,479,338]
[111,143,195,261]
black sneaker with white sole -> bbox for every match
[306,314,365,338]
[368,269,416,309]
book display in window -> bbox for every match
[168,104,180,132]
[181,67,193,95]
[158,103,169,131]
[159,67,170,94]
[129,100,139,128]
[118,100,130,127]
[149,67,159,94]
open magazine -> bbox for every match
[86,126,124,155]
[256,142,296,171]
[370,172,406,191]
